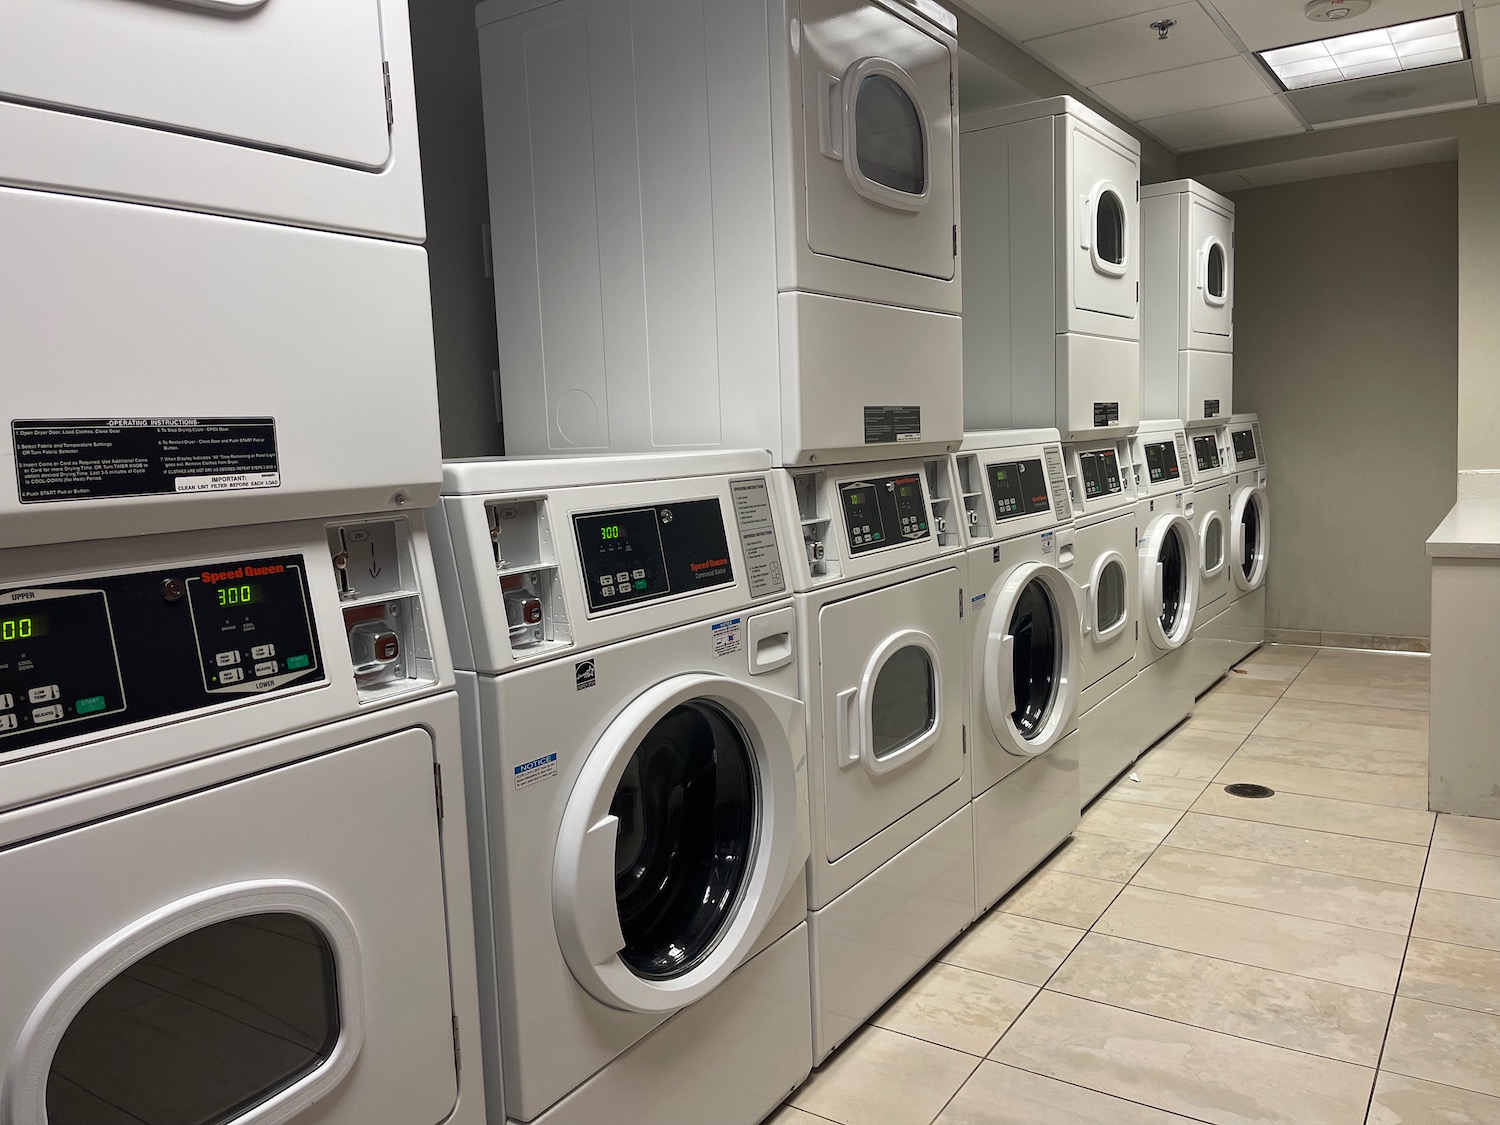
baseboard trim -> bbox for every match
[1265,628,1430,653]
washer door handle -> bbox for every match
[835,686,861,768]
[574,815,627,965]
[983,632,1016,733]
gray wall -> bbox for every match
[1231,161,1458,641]
[410,0,504,459]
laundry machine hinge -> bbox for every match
[958,586,964,618]
[961,726,967,756]
[383,61,395,128]
[952,225,958,257]
[434,762,445,821]
[453,1014,462,1074]
[949,72,955,107]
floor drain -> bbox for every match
[1224,783,1275,799]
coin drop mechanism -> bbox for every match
[328,519,438,696]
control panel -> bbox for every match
[1143,440,1181,484]
[574,498,734,613]
[1077,449,1123,499]
[839,473,930,555]
[1231,428,1257,464]
[1193,434,1221,473]
[987,460,1050,522]
[0,556,322,754]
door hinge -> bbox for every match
[949,72,955,108]
[1136,180,1140,202]
[1135,621,1139,641]
[434,762,445,821]
[958,587,964,619]
[952,224,958,257]
[383,61,395,128]
[962,725,967,755]
[453,1014,462,1074]
[1136,281,1140,303]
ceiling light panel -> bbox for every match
[1258,12,1467,89]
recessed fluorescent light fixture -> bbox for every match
[1258,13,1468,90]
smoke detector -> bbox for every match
[1305,0,1372,22]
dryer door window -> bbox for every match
[48,914,340,1125]
[611,702,756,982]
[870,642,937,760]
[1010,579,1060,738]
[1233,488,1269,592]
[1093,557,1128,640]
[1159,526,1186,635]
[854,73,926,197]
[1094,189,1127,272]
[1206,241,1228,304]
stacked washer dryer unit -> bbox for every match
[1122,420,1204,769]
[772,456,974,1062]
[953,431,1084,906]
[432,453,812,1125]
[1214,414,1270,664]
[1181,419,1236,695]
[0,3,488,1121]
[476,0,963,467]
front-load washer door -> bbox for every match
[553,673,806,1015]
[0,730,460,1125]
[1141,512,1200,652]
[800,0,956,281]
[818,568,964,862]
[1069,123,1138,322]
[981,562,1082,760]
[1231,486,1270,593]
[1077,516,1136,693]
[0,0,391,170]
[1188,200,1233,344]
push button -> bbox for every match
[215,651,241,667]
[632,568,646,580]
[28,685,59,704]
[0,714,16,733]
[286,654,311,672]
[32,704,63,723]
[254,661,279,678]
[219,667,245,685]
[615,572,631,584]
[0,693,12,711]
[251,643,276,660]
[76,696,108,716]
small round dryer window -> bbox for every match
[1207,242,1227,300]
[1096,560,1127,635]
[1205,518,1225,571]
[1010,579,1060,739]
[612,702,756,981]
[854,75,926,196]
[1241,496,1262,581]
[1159,526,1186,634]
[47,914,339,1125]
[1095,190,1126,268]
[871,644,937,760]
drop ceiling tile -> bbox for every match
[1204,0,1460,52]
[1480,56,1500,96]
[1028,3,1238,88]
[963,0,1165,44]
[1091,55,1275,120]
[1140,95,1304,151]
[1476,6,1500,58]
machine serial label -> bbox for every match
[729,477,787,599]
[1204,399,1221,418]
[12,418,280,504]
[514,753,559,790]
[863,406,921,445]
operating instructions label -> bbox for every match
[864,405,921,445]
[12,418,280,503]
[729,476,787,598]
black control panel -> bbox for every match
[1077,449,1123,499]
[989,459,1050,522]
[574,499,733,612]
[1143,440,1181,484]
[0,555,323,755]
[840,474,930,555]
[1193,434,1221,472]
[1232,428,1258,464]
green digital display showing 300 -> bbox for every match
[600,526,622,541]
[217,584,264,608]
[0,615,48,643]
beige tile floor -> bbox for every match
[773,645,1500,1125]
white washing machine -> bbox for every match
[476,0,962,465]
[952,431,1083,910]
[0,511,487,1125]
[773,456,973,1060]
[1208,414,1269,666]
[1142,180,1235,427]
[1,0,440,549]
[1115,421,1202,782]
[0,0,425,238]
[961,96,1142,441]
[1054,436,1145,806]
[1183,421,1234,696]
[431,452,812,1125]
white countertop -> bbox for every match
[1427,499,1500,558]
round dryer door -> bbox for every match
[1142,513,1200,651]
[552,674,807,1014]
[1200,509,1227,580]
[1231,486,1270,592]
[982,563,1082,758]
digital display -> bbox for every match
[1193,434,1221,472]
[1232,429,1258,464]
[600,525,622,541]
[0,615,48,643]
[215,584,263,608]
[989,459,1050,521]
[1077,450,1122,499]
[1144,441,1180,484]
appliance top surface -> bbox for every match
[960,427,1063,453]
[1136,418,1189,441]
[1228,413,1259,426]
[959,95,1139,152]
[442,449,773,495]
[1141,178,1235,211]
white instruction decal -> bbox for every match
[711,616,743,658]
[729,477,787,598]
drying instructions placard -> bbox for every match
[729,477,787,598]
[12,418,280,503]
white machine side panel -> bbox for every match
[960,117,1055,432]
[0,190,441,548]
[1056,334,1141,440]
[1140,193,1183,422]
[1180,351,1234,425]
[0,0,391,170]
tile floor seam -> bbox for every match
[955,1060,1223,1125]
[1171,807,1432,853]
[1161,815,1429,882]
[910,1050,983,1125]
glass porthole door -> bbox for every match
[1231,487,1270,593]
[1202,238,1228,307]
[1142,514,1199,650]
[1201,511,1226,579]
[1087,551,1130,643]
[1088,184,1129,278]
[983,563,1081,757]
[552,674,806,1014]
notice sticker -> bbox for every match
[864,406,921,445]
[514,753,559,790]
[1041,531,1055,555]
[711,616,743,658]
[12,418,280,504]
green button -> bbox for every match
[76,695,107,715]
[634,579,648,590]
[286,654,311,671]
